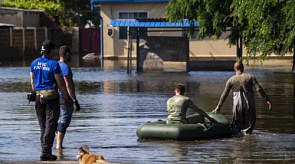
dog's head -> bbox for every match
[76,145,92,159]
[82,145,91,154]
[76,147,86,160]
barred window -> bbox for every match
[118,12,148,40]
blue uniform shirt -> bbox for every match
[30,56,61,91]
[58,61,75,96]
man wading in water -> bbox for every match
[56,45,80,153]
[212,62,272,135]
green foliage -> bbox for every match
[166,0,236,42]
[58,0,100,28]
[1,0,100,31]
[166,0,295,62]
[233,0,295,59]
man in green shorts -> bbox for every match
[167,84,217,124]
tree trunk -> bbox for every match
[292,43,295,73]
[236,35,242,60]
[240,36,243,58]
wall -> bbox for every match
[139,36,189,70]
[23,10,42,27]
[0,7,42,27]
[189,31,239,60]
[0,8,21,26]
[101,2,168,59]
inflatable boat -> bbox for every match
[136,113,232,141]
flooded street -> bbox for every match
[0,58,294,163]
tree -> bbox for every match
[59,0,100,28]
[166,0,295,72]
[166,0,244,58]
[1,0,100,30]
[233,0,295,72]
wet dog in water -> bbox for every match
[77,146,107,164]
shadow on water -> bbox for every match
[0,57,295,163]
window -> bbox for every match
[118,12,148,40]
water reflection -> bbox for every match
[0,58,294,163]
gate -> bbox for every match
[80,28,101,55]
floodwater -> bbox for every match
[0,57,295,163]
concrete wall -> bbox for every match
[189,31,239,60]
[100,2,239,60]
[23,10,42,27]
[0,8,21,26]
[139,36,189,70]
[0,7,42,27]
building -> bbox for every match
[91,0,239,65]
[0,7,43,27]
[0,7,81,63]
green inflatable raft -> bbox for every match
[136,113,232,141]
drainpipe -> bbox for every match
[91,2,104,69]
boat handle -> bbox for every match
[202,122,215,132]
[202,122,233,132]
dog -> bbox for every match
[77,146,107,164]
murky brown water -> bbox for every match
[0,57,295,163]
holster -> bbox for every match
[27,91,36,104]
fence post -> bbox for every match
[9,27,13,47]
[22,28,25,59]
[127,27,130,74]
[34,27,37,50]
[22,28,26,66]
[44,27,48,40]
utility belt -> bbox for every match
[36,89,59,100]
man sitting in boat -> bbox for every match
[167,84,217,124]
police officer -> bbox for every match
[30,40,69,161]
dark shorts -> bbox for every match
[57,95,73,134]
